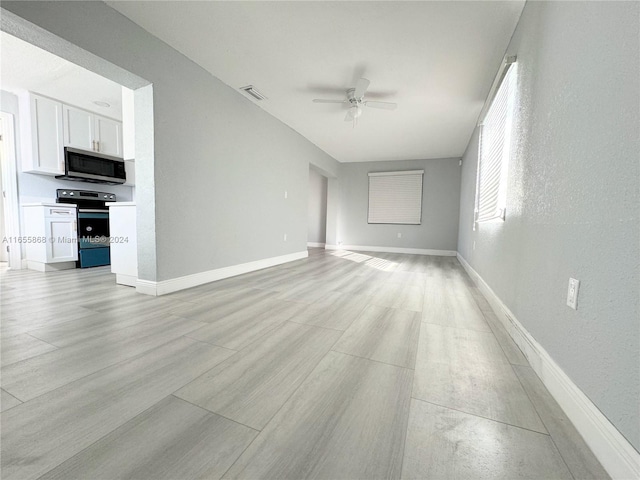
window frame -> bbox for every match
[367,170,424,225]
[474,57,518,225]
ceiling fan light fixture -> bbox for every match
[313,77,397,126]
[347,106,362,119]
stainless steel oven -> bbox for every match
[57,189,116,268]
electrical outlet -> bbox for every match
[566,278,580,310]
[397,232,402,238]
[284,191,288,199]
[283,233,287,241]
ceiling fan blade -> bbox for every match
[365,101,397,110]
[354,78,370,99]
[313,99,346,104]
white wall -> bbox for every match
[338,158,460,251]
[2,1,340,283]
[458,1,639,451]
[307,167,327,244]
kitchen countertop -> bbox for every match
[22,203,77,208]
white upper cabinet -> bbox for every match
[21,92,124,177]
[63,106,123,157]
[94,115,123,157]
[20,93,65,175]
[63,105,94,151]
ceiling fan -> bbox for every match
[312,78,397,125]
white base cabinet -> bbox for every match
[23,204,78,271]
[107,202,137,286]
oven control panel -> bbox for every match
[57,190,116,201]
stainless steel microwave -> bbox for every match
[56,147,126,185]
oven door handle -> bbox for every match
[78,209,109,213]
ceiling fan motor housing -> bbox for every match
[311,78,397,124]
[346,88,363,104]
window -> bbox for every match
[475,58,517,223]
[368,170,424,224]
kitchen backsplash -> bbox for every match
[19,172,134,204]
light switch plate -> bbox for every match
[567,278,580,310]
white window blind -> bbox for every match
[475,61,517,223]
[368,170,424,224]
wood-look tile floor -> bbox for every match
[0,250,609,480]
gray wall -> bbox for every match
[3,1,339,282]
[307,167,327,244]
[338,158,460,251]
[458,1,639,450]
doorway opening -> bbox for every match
[308,166,328,248]
[0,112,21,269]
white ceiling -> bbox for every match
[108,1,524,163]
[0,32,123,120]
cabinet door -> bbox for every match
[63,105,94,151]
[31,95,65,174]
[94,115,123,157]
[45,216,78,263]
[109,206,137,277]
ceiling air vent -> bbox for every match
[239,85,267,101]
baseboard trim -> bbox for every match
[456,253,640,480]
[325,244,456,256]
[307,242,326,248]
[115,274,137,287]
[135,279,157,296]
[136,250,309,297]
[26,260,76,272]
